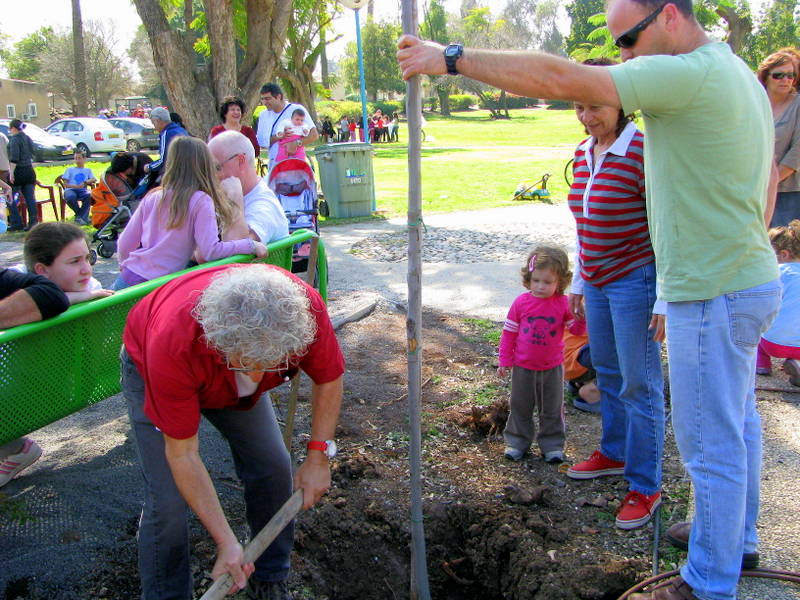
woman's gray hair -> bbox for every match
[194,265,317,368]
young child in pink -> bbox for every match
[497,246,586,463]
[757,220,800,385]
[275,108,310,162]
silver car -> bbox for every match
[108,117,160,152]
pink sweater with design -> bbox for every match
[498,292,586,371]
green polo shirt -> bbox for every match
[609,42,778,302]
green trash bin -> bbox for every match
[313,142,375,218]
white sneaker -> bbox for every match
[0,438,43,487]
[504,447,525,461]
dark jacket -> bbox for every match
[148,122,189,174]
[8,131,36,168]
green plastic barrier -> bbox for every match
[0,230,328,445]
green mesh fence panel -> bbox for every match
[0,231,324,444]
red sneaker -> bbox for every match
[616,490,662,530]
[566,450,624,480]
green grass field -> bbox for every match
[19,108,585,230]
[352,107,585,218]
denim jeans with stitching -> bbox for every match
[121,348,293,600]
[667,279,781,600]
[583,262,665,495]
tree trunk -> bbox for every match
[500,89,510,119]
[71,0,89,116]
[367,0,374,21]
[320,29,330,89]
[132,0,291,136]
[716,5,752,55]
[436,85,450,116]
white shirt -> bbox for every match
[256,102,314,162]
[244,179,289,243]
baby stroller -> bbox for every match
[88,152,152,263]
[267,158,322,275]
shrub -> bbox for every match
[546,100,572,110]
[316,100,365,122]
[448,94,478,111]
[369,100,403,116]
[485,92,540,109]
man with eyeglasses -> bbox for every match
[398,2,780,599]
[208,130,289,245]
[256,83,318,172]
[121,263,343,600]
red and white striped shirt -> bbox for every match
[568,122,655,291]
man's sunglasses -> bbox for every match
[771,72,796,80]
[614,3,667,49]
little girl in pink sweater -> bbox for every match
[497,246,586,464]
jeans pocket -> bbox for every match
[727,286,781,348]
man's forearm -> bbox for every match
[456,48,620,106]
[304,128,319,146]
[165,438,238,547]
[308,376,343,442]
[0,290,42,328]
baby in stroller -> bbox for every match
[90,152,152,260]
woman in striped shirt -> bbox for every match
[564,58,666,532]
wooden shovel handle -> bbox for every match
[200,489,304,600]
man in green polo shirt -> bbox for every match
[398,2,781,599]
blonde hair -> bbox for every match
[769,219,800,258]
[520,246,572,294]
[159,136,235,230]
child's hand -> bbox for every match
[220,177,244,208]
[65,288,114,305]
[252,241,269,259]
[497,366,509,378]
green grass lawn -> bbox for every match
[348,107,585,219]
[20,109,585,229]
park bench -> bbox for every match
[0,229,327,445]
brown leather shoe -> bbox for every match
[664,521,759,569]
[630,576,699,600]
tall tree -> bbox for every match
[565,0,604,56]
[695,0,753,55]
[277,0,341,123]
[742,0,799,66]
[128,26,164,100]
[341,20,405,101]
[0,27,56,81]
[132,0,292,137]
[39,23,133,113]
[502,0,564,55]
[71,0,89,116]
[421,0,452,115]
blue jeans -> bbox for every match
[667,279,781,600]
[583,262,665,495]
[64,188,91,221]
[9,182,36,229]
[121,349,293,600]
[769,191,800,228]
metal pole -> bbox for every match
[355,9,370,140]
[401,1,430,598]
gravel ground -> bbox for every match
[1,204,799,598]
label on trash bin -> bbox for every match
[345,168,367,184]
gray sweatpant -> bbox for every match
[503,364,565,455]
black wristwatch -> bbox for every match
[444,43,463,75]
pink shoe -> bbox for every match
[0,438,43,487]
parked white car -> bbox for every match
[45,117,126,156]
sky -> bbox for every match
[0,0,771,77]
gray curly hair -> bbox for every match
[194,265,317,369]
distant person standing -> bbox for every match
[209,96,260,156]
[144,107,188,184]
[255,83,318,171]
[759,52,800,227]
[6,119,38,232]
